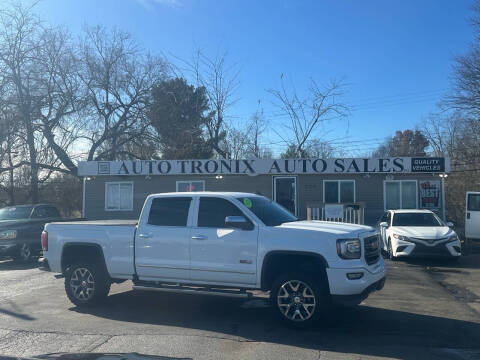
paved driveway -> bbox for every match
[0,257,479,360]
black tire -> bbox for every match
[387,239,397,261]
[14,243,33,262]
[64,262,111,307]
[270,272,329,327]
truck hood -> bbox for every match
[391,226,454,239]
[0,219,30,229]
[277,220,375,237]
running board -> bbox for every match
[132,283,251,298]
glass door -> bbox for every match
[274,177,297,216]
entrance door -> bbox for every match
[135,196,193,281]
[190,197,258,285]
[466,192,480,240]
[274,177,297,215]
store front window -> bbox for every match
[176,180,205,192]
[384,180,417,210]
[323,180,355,203]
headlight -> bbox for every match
[337,238,361,259]
[0,230,17,240]
[393,233,410,241]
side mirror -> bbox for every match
[446,221,454,228]
[225,216,252,230]
[379,222,389,228]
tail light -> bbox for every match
[41,231,48,251]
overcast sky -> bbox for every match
[33,0,473,156]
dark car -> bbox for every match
[0,204,62,261]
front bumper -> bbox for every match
[326,258,386,297]
[394,239,461,258]
[331,277,386,306]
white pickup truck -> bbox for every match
[40,192,385,325]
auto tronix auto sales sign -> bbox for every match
[78,157,450,177]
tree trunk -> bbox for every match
[25,118,39,203]
[7,142,15,205]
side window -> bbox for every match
[198,198,250,228]
[467,194,480,211]
[44,207,60,218]
[32,207,48,219]
[379,212,389,223]
[148,197,192,227]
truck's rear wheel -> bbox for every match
[270,272,328,326]
[64,262,110,307]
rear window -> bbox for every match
[467,194,480,211]
[148,197,191,227]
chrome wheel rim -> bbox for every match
[20,244,31,260]
[277,280,316,322]
[70,268,95,301]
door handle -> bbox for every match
[191,235,207,240]
[138,233,152,239]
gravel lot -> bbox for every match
[0,256,479,360]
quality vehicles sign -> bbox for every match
[78,157,450,177]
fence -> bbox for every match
[306,203,365,225]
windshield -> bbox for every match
[0,206,33,220]
[236,196,298,226]
[392,212,444,227]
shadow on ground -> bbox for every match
[69,289,480,360]
[0,259,39,271]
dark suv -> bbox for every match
[0,204,62,261]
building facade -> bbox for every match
[78,157,450,226]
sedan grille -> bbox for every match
[364,235,380,265]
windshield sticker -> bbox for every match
[243,198,252,208]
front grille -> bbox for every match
[364,235,380,265]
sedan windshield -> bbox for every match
[236,196,298,226]
[392,212,444,227]
[0,206,33,220]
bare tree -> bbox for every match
[0,3,43,202]
[79,26,169,162]
[269,77,349,157]
[182,50,240,158]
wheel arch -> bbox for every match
[61,242,109,277]
[260,250,329,291]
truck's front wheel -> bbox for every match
[270,273,328,326]
[64,262,110,307]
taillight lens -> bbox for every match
[41,231,48,251]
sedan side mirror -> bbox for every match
[225,216,253,230]
[379,222,389,228]
[446,221,454,228]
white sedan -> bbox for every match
[378,209,461,260]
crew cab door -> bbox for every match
[135,196,194,281]
[466,192,480,240]
[190,196,259,285]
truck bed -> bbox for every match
[49,220,138,226]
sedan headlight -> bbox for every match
[393,233,410,241]
[447,234,459,242]
[0,230,17,240]
[337,238,361,259]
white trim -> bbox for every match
[104,181,134,211]
[323,180,356,203]
[383,180,418,210]
[273,176,298,216]
[176,180,205,192]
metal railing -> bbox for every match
[307,203,365,225]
